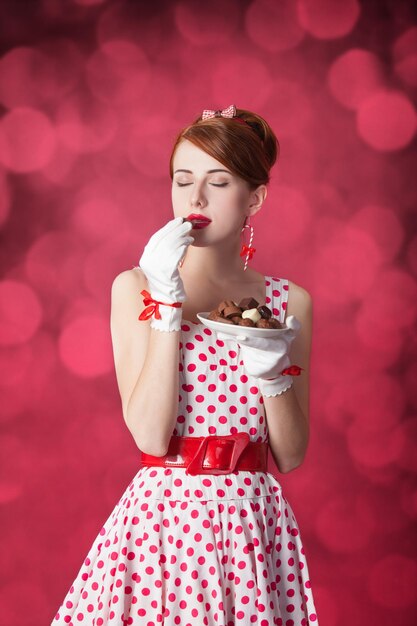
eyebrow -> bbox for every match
[173,168,231,174]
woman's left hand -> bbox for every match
[216,315,302,396]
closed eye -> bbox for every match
[175,182,229,187]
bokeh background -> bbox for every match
[0,0,416,624]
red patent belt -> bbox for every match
[140,432,269,476]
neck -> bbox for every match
[179,236,248,284]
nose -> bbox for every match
[190,183,206,208]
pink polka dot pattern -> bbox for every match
[51,276,319,625]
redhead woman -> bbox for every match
[51,106,319,625]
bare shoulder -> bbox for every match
[111,266,148,298]
[286,279,313,318]
[110,267,150,335]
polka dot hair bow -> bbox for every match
[201,104,236,120]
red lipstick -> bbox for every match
[185,214,212,229]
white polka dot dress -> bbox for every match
[51,276,319,626]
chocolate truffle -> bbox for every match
[257,305,272,319]
[238,297,259,310]
[223,304,242,319]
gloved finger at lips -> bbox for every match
[151,216,184,241]
[174,219,194,235]
[181,220,194,233]
[165,225,194,247]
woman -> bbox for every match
[52,105,319,625]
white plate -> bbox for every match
[196,312,288,339]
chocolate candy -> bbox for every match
[207,295,283,329]
[268,318,284,329]
[214,314,234,324]
[238,297,259,310]
[256,318,276,329]
[208,309,220,320]
[231,316,255,327]
[240,318,255,327]
[218,300,236,314]
[223,304,242,318]
[242,308,261,323]
[257,305,272,319]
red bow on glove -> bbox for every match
[138,290,182,321]
[281,365,303,376]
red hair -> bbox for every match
[169,108,279,189]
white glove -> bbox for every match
[216,315,302,397]
[139,217,194,331]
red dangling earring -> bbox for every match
[240,216,256,271]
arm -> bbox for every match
[110,268,180,457]
[263,283,313,473]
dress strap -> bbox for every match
[265,276,289,324]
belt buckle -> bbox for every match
[185,432,250,476]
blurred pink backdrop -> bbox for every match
[0,1,416,624]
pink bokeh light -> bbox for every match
[312,223,382,305]
[297,0,361,40]
[328,49,385,111]
[58,313,113,378]
[0,434,34,503]
[355,268,417,336]
[0,47,51,108]
[56,93,118,154]
[0,107,56,172]
[392,26,417,87]
[0,280,43,346]
[245,0,305,52]
[211,56,273,110]
[0,343,33,388]
[0,40,82,109]
[96,1,170,58]
[175,0,239,46]
[356,90,417,151]
[25,231,86,298]
[128,114,180,179]
[349,204,404,264]
[266,183,312,245]
[85,40,151,106]
[71,193,127,242]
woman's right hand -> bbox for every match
[138,217,194,332]
[139,216,194,303]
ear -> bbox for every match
[247,185,267,218]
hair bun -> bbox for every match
[236,109,279,170]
